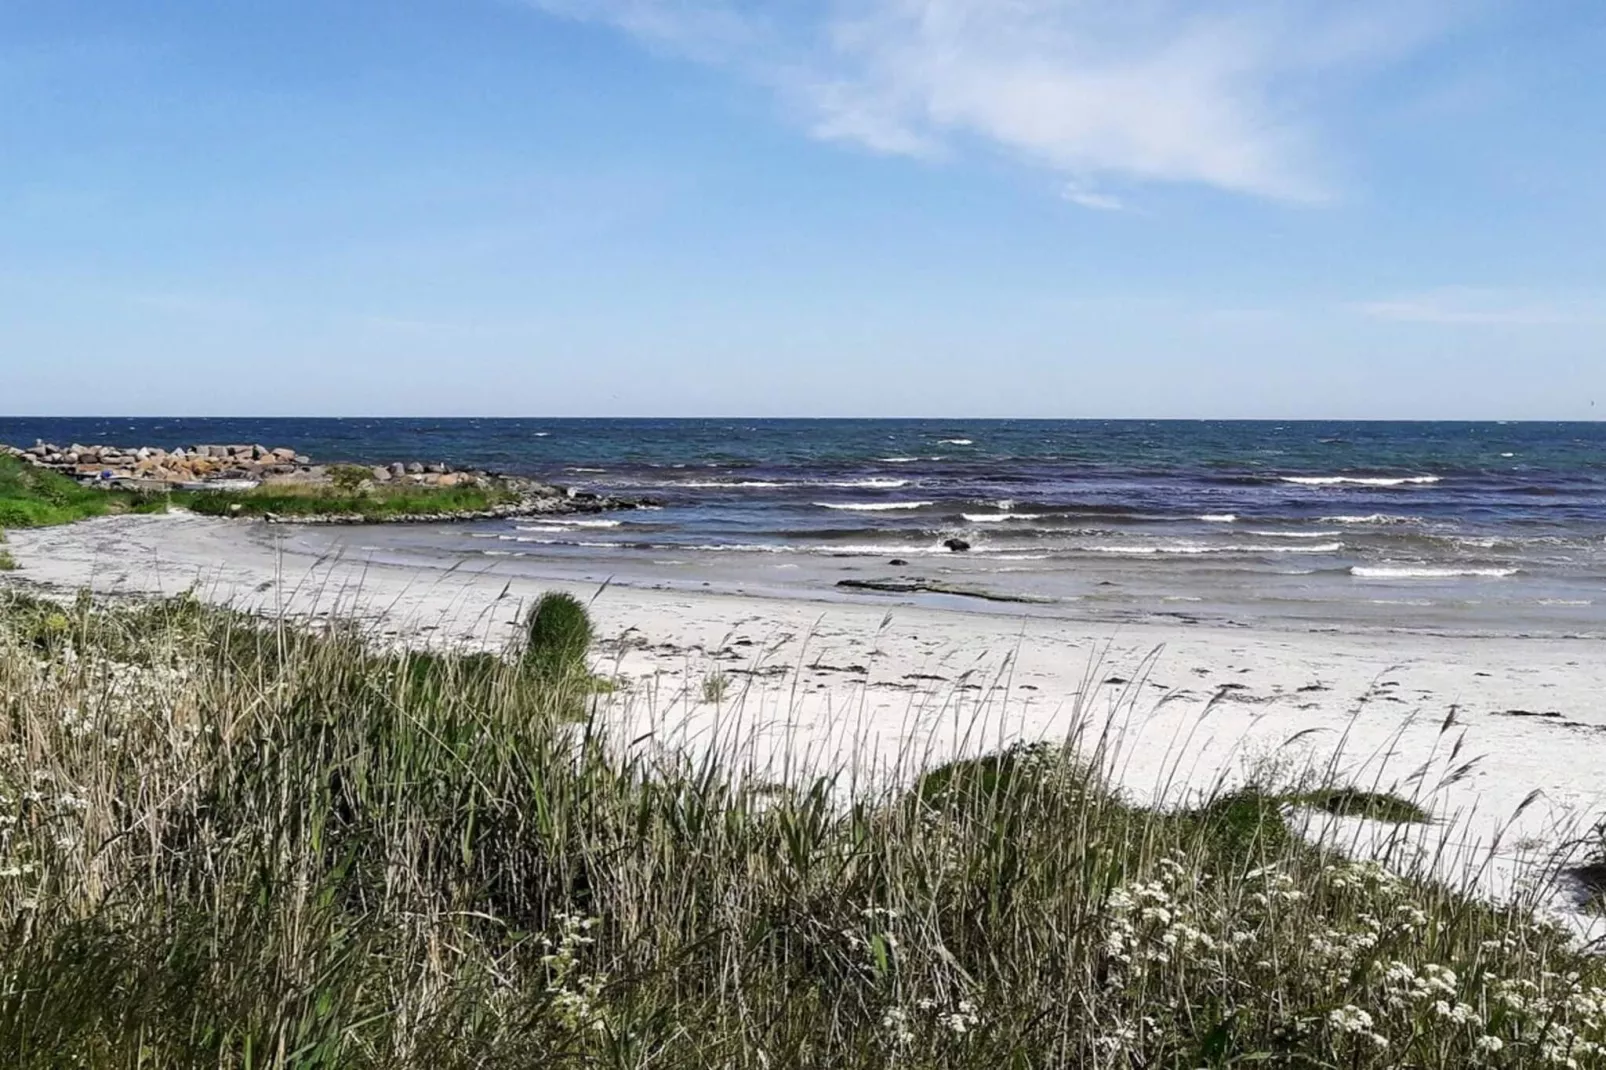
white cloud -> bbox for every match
[1061,181,1123,212]
[1356,288,1598,326]
[526,0,1462,200]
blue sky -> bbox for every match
[2,0,1603,418]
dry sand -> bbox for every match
[7,512,1606,933]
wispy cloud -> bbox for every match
[526,0,1462,201]
[1061,181,1124,212]
[1356,288,1599,326]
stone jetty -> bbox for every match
[1,440,646,521]
[4,440,326,488]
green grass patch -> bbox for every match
[1300,787,1431,823]
[0,455,162,528]
[171,480,521,520]
[0,592,1595,1068]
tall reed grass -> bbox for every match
[0,589,1602,1068]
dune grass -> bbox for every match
[0,455,164,528]
[170,479,522,520]
[0,453,524,530]
[0,590,1602,1068]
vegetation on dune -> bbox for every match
[0,455,163,528]
[521,590,595,682]
[0,453,524,528]
[0,590,1602,1067]
[170,479,521,519]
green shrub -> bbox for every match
[326,463,373,493]
[521,591,593,681]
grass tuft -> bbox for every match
[521,590,594,682]
[1301,787,1432,824]
[0,590,1598,1068]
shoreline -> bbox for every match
[6,511,1606,934]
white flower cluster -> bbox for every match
[1104,856,1217,973]
[883,997,981,1046]
[541,912,609,1034]
[1091,854,1606,1066]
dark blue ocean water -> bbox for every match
[6,419,1605,633]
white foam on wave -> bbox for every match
[1197,514,1237,523]
[1351,566,1520,579]
[879,456,919,463]
[1247,529,1344,539]
[678,480,789,488]
[518,518,622,530]
[1282,475,1441,487]
[939,438,974,445]
[962,513,1045,523]
[821,478,910,489]
[1319,514,1420,525]
[815,501,933,512]
[1090,542,1343,556]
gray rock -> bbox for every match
[371,466,392,482]
[943,538,971,552]
[389,462,407,478]
[406,462,424,475]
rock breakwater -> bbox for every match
[1,440,645,522]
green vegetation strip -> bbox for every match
[0,453,524,529]
[0,589,1597,1067]
[0,455,164,528]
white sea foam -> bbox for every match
[1197,514,1237,523]
[1282,475,1441,487]
[815,501,933,512]
[939,438,974,445]
[1089,542,1343,555]
[879,456,919,463]
[1319,514,1420,525]
[518,518,622,530]
[962,513,1045,523]
[1351,566,1520,579]
[821,478,910,489]
[678,480,789,488]
[1246,530,1344,539]
[814,543,946,556]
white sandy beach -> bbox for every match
[7,512,1606,932]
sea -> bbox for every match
[5,418,1605,638]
